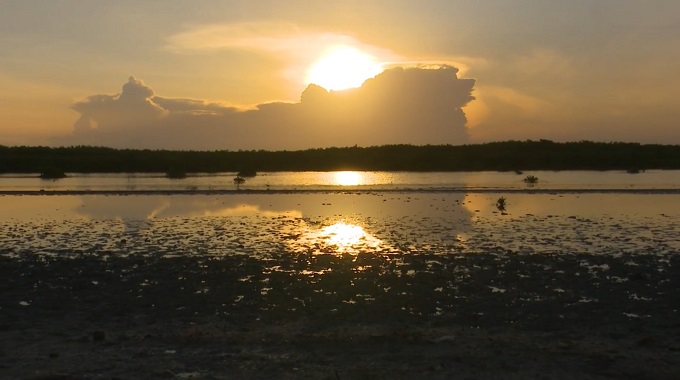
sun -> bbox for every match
[307,46,383,91]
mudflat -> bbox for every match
[1,249,678,379]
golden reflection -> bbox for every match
[322,223,367,248]
[461,193,491,216]
[334,171,362,186]
[290,221,387,254]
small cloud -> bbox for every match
[384,56,487,78]
[165,22,306,53]
[71,76,167,133]
[165,22,394,61]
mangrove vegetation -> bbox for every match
[1,140,679,174]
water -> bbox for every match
[1,170,679,259]
[2,170,679,192]
[1,191,678,258]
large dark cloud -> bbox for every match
[56,66,475,149]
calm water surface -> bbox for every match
[1,170,679,191]
[2,170,679,259]
[1,191,678,258]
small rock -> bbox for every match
[636,336,655,347]
[157,369,175,378]
[432,335,456,343]
[92,330,106,342]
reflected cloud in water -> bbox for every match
[0,192,475,251]
[2,191,679,258]
[0,192,480,258]
[76,196,303,233]
[70,193,472,255]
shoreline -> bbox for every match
[2,187,680,196]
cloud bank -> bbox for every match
[57,66,475,150]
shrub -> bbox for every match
[523,175,538,184]
[165,168,187,179]
[233,176,246,190]
[496,197,507,212]
[39,167,67,180]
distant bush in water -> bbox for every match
[496,197,507,212]
[233,176,246,190]
[165,168,187,179]
[523,175,538,184]
[39,167,67,180]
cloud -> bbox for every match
[71,76,166,132]
[165,22,393,60]
[55,65,475,150]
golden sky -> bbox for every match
[2,1,679,148]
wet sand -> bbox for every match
[1,192,679,379]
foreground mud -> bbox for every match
[1,250,678,379]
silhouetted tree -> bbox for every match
[233,176,245,190]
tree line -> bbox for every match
[1,140,679,174]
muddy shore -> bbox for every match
[1,249,678,379]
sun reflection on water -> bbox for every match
[322,223,368,248]
[290,221,386,254]
[334,171,362,186]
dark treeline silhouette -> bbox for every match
[1,140,679,174]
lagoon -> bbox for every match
[2,190,678,259]
[1,170,680,192]
[1,170,678,259]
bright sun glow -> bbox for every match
[307,46,383,91]
[318,222,384,253]
[287,221,389,255]
[322,223,367,247]
[334,171,362,186]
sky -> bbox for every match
[1,0,679,149]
